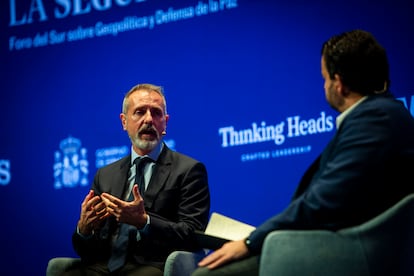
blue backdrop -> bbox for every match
[1,0,414,274]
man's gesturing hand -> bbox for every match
[77,190,109,236]
[101,184,147,228]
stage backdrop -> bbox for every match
[1,0,413,274]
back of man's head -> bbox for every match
[321,30,389,95]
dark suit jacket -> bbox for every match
[248,92,414,254]
[72,144,210,269]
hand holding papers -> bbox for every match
[195,212,256,249]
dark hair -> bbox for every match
[321,30,389,95]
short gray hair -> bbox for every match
[122,83,168,114]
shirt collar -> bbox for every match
[130,141,164,165]
[336,96,367,129]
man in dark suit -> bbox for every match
[193,30,414,276]
[70,83,210,275]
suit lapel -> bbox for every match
[292,154,321,199]
[102,155,131,236]
[292,132,339,199]
[114,156,131,199]
[144,145,172,209]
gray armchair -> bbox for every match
[260,193,414,276]
[46,250,207,276]
[163,250,207,276]
[46,258,81,276]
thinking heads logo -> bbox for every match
[54,136,89,189]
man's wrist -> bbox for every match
[244,237,253,252]
[77,226,93,239]
[139,214,151,233]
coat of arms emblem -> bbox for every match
[53,136,88,189]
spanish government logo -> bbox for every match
[53,136,89,189]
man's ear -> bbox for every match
[120,113,127,130]
[334,74,349,96]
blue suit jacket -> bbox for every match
[248,92,414,254]
[72,144,210,268]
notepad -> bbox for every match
[195,212,256,249]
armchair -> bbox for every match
[260,193,414,276]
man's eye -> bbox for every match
[152,110,163,117]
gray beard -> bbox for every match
[131,136,159,152]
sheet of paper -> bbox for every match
[204,212,256,241]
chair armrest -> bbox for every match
[46,257,82,276]
[259,230,368,276]
[164,250,208,276]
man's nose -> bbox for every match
[143,110,153,124]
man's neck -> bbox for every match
[339,92,365,113]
